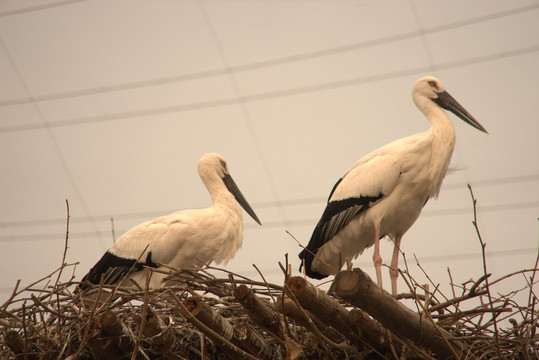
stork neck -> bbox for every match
[427,105,455,143]
[426,104,456,196]
[203,176,239,215]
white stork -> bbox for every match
[299,76,488,295]
[79,153,261,290]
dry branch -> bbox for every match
[285,275,400,355]
[133,306,178,358]
[99,310,137,354]
[333,268,469,359]
[276,296,343,344]
[233,323,282,360]
[178,295,259,360]
[1,244,537,360]
[234,284,285,340]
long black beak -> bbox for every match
[223,174,261,225]
[433,91,488,134]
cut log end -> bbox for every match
[4,330,24,354]
[233,284,250,302]
[333,270,364,296]
[182,296,202,316]
[285,276,307,297]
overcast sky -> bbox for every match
[1,0,538,304]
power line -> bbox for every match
[197,0,290,226]
[0,3,537,107]
[0,0,87,17]
[1,200,537,243]
[1,174,537,230]
[1,44,538,134]
[0,34,105,245]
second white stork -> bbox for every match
[79,153,261,290]
[299,76,488,295]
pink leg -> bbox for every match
[372,223,383,288]
[390,234,402,296]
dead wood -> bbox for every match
[276,296,344,344]
[179,295,259,360]
[181,296,235,343]
[100,310,137,355]
[84,317,132,360]
[133,306,179,358]
[3,330,39,359]
[285,275,402,355]
[233,323,282,360]
[1,249,537,359]
[234,284,285,340]
[333,268,469,359]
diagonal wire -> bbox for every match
[1,173,537,229]
[196,0,290,226]
[1,43,538,133]
[409,0,438,74]
[1,3,537,107]
[0,0,87,18]
[0,34,106,248]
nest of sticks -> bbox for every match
[1,190,537,359]
[0,254,537,360]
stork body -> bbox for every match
[299,76,487,294]
[80,153,261,290]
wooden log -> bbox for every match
[39,337,60,360]
[234,323,282,360]
[285,276,396,353]
[333,268,468,359]
[4,330,25,354]
[276,296,343,344]
[234,284,285,340]
[86,335,126,360]
[79,317,125,360]
[3,330,39,359]
[182,296,235,342]
[133,306,184,360]
[181,295,257,360]
[100,310,137,356]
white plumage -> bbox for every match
[80,153,261,290]
[299,76,487,295]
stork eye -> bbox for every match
[220,160,227,170]
[428,80,437,87]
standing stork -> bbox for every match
[299,76,488,295]
[79,153,261,290]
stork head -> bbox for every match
[198,153,261,225]
[412,76,488,134]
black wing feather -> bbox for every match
[299,191,383,279]
[79,251,158,290]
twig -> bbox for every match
[468,184,503,357]
[53,199,71,342]
[283,284,361,358]
[398,272,462,359]
[22,302,28,360]
[111,217,116,243]
[0,279,21,312]
[286,230,337,276]
[524,242,539,347]
[448,267,457,299]
[131,269,152,360]
[168,290,260,360]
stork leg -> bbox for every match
[373,223,383,288]
[389,234,402,296]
